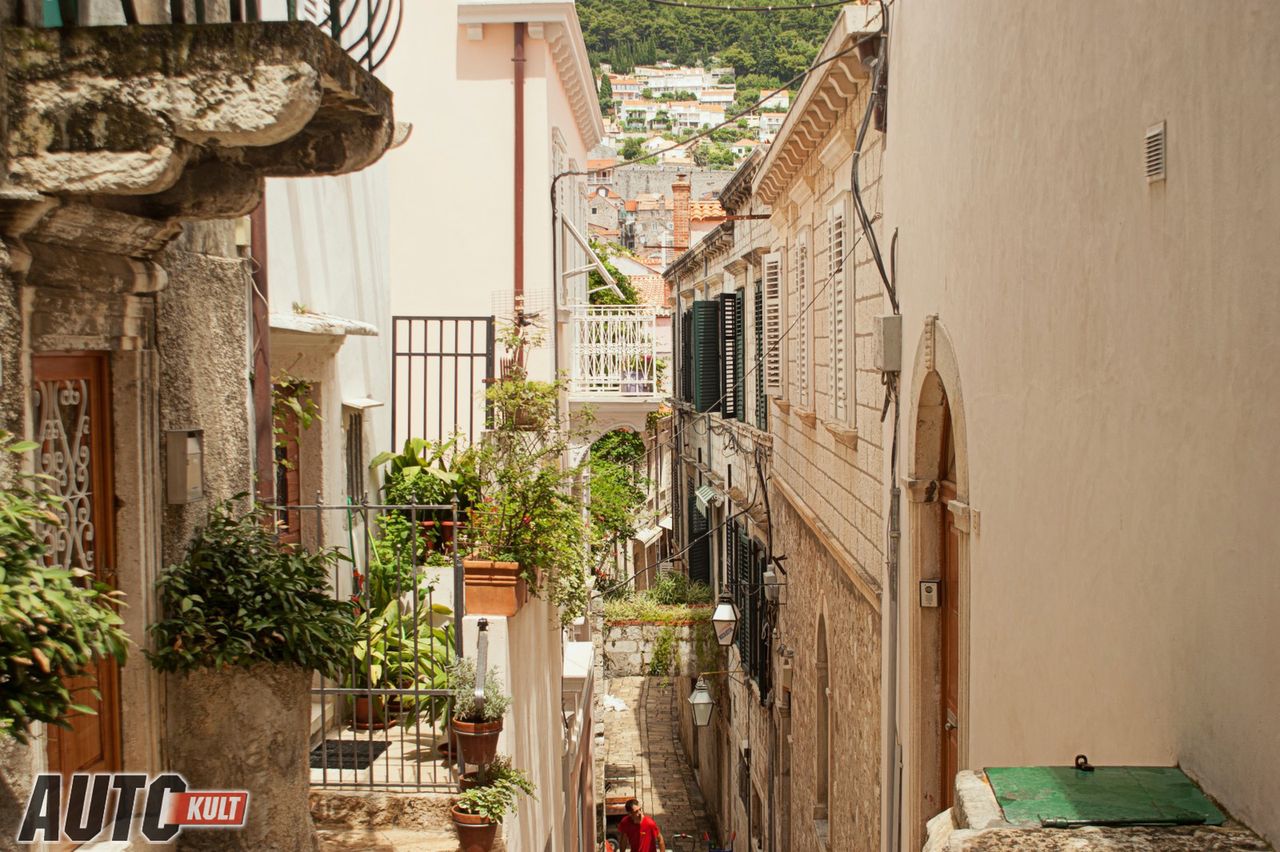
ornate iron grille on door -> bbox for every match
[391,316,495,449]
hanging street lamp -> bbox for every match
[711,593,739,647]
[688,676,715,727]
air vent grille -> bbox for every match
[1145,121,1166,183]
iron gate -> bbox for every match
[292,501,466,791]
[391,316,495,449]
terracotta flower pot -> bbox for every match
[451,805,498,852]
[452,716,503,766]
[352,695,396,730]
[463,557,528,616]
[419,518,460,552]
[459,771,482,791]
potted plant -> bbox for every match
[0,431,129,744]
[370,435,479,551]
[451,756,536,852]
[461,346,589,622]
[449,657,510,766]
[148,500,357,851]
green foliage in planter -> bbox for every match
[465,356,590,623]
[0,432,129,743]
[148,501,356,678]
[456,756,536,824]
[448,657,511,723]
[348,598,454,725]
[603,598,711,625]
[647,625,678,676]
[370,434,478,508]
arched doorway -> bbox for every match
[905,317,971,845]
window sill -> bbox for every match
[773,398,791,414]
[796,408,817,429]
[822,421,858,450]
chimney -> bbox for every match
[672,173,691,252]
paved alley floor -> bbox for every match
[603,676,714,851]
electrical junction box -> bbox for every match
[919,580,940,608]
[873,314,902,373]
[778,655,794,691]
[166,429,205,504]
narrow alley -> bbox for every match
[604,677,715,851]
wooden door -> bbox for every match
[32,353,121,780]
[939,396,959,807]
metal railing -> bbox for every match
[569,305,663,397]
[36,1,402,73]
[284,501,465,791]
[391,316,496,450]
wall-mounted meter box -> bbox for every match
[873,314,903,373]
[166,429,205,504]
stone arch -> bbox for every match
[904,315,972,846]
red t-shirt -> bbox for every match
[619,814,660,852]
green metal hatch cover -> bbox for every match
[984,764,1227,828]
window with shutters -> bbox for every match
[828,198,850,423]
[753,283,767,430]
[687,477,710,584]
[720,290,745,422]
[762,251,784,397]
[692,300,722,413]
[795,230,810,408]
[680,307,693,403]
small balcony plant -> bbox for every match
[461,331,589,622]
[369,434,479,551]
[451,754,536,852]
[448,656,510,767]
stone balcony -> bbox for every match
[0,20,394,256]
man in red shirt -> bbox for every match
[618,799,666,852]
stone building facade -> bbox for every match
[750,6,889,850]
[0,10,393,847]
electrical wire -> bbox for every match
[647,0,851,10]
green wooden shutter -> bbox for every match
[692,300,722,413]
[734,290,745,422]
[735,527,750,664]
[754,284,767,430]
[680,308,693,403]
[753,542,769,696]
[687,478,710,584]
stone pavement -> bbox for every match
[603,676,713,851]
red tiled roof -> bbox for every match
[587,158,617,170]
[624,200,638,212]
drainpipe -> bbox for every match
[249,200,273,504]
[513,22,526,326]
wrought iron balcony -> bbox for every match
[568,305,667,400]
[33,0,402,73]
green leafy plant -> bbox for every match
[448,656,511,724]
[603,597,711,625]
[370,435,477,508]
[348,597,455,724]
[463,350,590,622]
[588,239,639,306]
[649,569,712,606]
[647,625,678,676]
[147,501,356,677]
[588,430,649,568]
[0,431,129,743]
[455,760,536,823]
[272,368,320,469]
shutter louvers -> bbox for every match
[796,236,809,407]
[829,201,848,422]
[687,478,709,584]
[681,308,693,403]
[734,290,745,422]
[754,284,767,430]
[692,300,722,413]
[762,252,783,396]
[720,292,739,420]
[737,528,751,667]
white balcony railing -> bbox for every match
[569,305,663,397]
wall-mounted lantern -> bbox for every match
[711,593,739,647]
[688,676,715,727]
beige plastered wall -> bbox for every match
[884,0,1280,845]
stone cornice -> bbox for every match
[753,5,879,206]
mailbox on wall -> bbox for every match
[166,429,205,504]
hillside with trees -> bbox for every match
[576,0,839,82]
